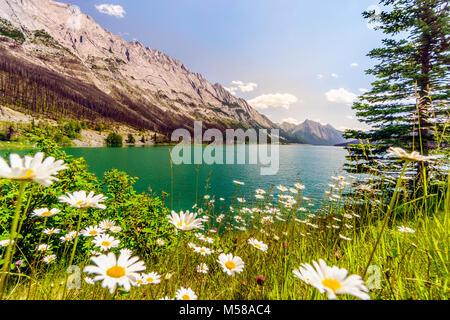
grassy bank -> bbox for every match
[0,146,447,300]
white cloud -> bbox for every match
[95,4,126,18]
[248,93,299,110]
[346,115,354,119]
[281,117,301,125]
[317,74,325,79]
[350,62,358,67]
[224,80,258,96]
[358,88,368,93]
[224,87,237,95]
[331,73,338,78]
[325,88,358,104]
[231,81,258,93]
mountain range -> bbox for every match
[279,120,350,146]
[0,0,275,137]
[0,0,349,146]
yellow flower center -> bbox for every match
[42,211,53,216]
[177,221,183,227]
[322,278,342,292]
[225,261,236,270]
[101,241,111,246]
[254,243,261,248]
[75,200,85,206]
[89,231,98,235]
[106,266,126,278]
[146,277,153,283]
[18,169,35,180]
[182,294,190,300]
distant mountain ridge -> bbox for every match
[279,120,350,146]
[0,0,276,136]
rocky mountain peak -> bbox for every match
[0,0,275,133]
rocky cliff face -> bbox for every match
[279,120,348,146]
[0,0,275,134]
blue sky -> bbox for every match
[62,0,385,131]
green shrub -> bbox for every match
[105,132,123,147]
[126,133,135,144]
[0,133,174,271]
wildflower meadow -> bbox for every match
[0,136,448,301]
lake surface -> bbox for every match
[1,145,349,211]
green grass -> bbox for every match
[0,141,35,150]
[2,171,448,300]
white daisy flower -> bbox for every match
[233,180,245,185]
[58,191,107,209]
[134,274,146,287]
[156,239,165,246]
[93,234,120,251]
[276,185,287,192]
[295,183,305,190]
[43,228,60,235]
[37,244,51,251]
[197,263,209,274]
[248,238,268,252]
[194,246,213,256]
[0,239,13,247]
[109,226,122,233]
[43,254,56,264]
[99,219,116,230]
[293,259,370,300]
[31,208,61,218]
[167,210,203,231]
[217,253,245,276]
[81,226,104,237]
[387,147,436,162]
[143,272,161,284]
[83,251,146,294]
[0,152,67,186]
[175,287,197,300]
[398,226,415,233]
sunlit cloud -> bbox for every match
[231,81,258,93]
[317,74,325,79]
[331,73,338,78]
[248,93,299,110]
[325,88,358,104]
[281,117,302,125]
[95,4,126,18]
[224,87,237,95]
[224,80,258,96]
[350,62,358,67]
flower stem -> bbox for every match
[62,208,84,299]
[363,161,409,277]
[0,181,27,299]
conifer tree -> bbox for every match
[344,0,449,181]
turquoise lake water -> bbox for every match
[0,145,349,211]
